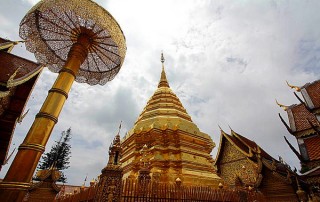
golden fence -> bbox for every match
[55,179,266,202]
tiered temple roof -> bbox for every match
[279,79,320,184]
[215,129,298,201]
[0,37,43,170]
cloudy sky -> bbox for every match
[1,0,319,185]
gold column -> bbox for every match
[0,34,91,201]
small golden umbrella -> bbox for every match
[0,0,126,200]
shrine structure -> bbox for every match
[278,80,320,186]
[120,53,220,186]
[215,128,299,201]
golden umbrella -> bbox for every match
[0,0,126,200]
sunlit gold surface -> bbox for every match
[0,0,126,199]
[0,39,88,201]
[121,56,220,186]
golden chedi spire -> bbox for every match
[121,53,220,187]
[158,52,170,88]
[134,52,192,127]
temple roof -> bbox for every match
[215,129,296,187]
[287,104,319,135]
[126,54,209,139]
[304,135,320,161]
[215,129,273,162]
[301,80,320,110]
[279,79,320,138]
[0,37,42,169]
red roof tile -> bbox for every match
[289,104,319,132]
[304,136,320,161]
[0,51,42,85]
[304,80,320,109]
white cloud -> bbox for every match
[1,0,319,184]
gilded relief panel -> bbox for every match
[219,141,258,186]
[220,141,245,164]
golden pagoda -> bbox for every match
[120,53,220,186]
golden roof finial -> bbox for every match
[90,178,95,186]
[17,109,29,124]
[158,52,170,88]
[0,40,24,52]
[286,81,301,92]
[218,125,227,134]
[276,99,289,111]
[82,174,88,187]
[161,51,165,64]
[117,120,122,136]
[228,125,234,132]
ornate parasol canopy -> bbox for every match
[19,0,126,85]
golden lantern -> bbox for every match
[0,0,126,201]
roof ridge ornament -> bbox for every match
[218,125,225,133]
[286,81,301,92]
[117,121,122,136]
[228,125,234,132]
[276,99,289,111]
[0,40,24,52]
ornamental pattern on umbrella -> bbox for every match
[19,0,126,85]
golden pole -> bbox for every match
[0,34,91,201]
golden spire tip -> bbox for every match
[161,51,165,64]
[118,121,122,133]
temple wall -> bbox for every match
[259,168,297,201]
[218,141,257,186]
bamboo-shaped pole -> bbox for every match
[0,34,91,201]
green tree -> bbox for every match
[37,128,72,183]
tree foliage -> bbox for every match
[37,128,72,183]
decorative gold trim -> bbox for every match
[0,181,30,191]
[276,99,289,111]
[214,130,226,166]
[0,41,24,53]
[231,130,256,153]
[0,90,10,98]
[59,68,76,79]
[6,65,44,88]
[222,132,252,157]
[36,112,58,123]
[19,143,45,153]
[286,80,301,92]
[49,88,68,99]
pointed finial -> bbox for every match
[17,109,29,124]
[218,125,226,134]
[0,40,24,52]
[286,81,301,92]
[90,178,95,186]
[276,99,289,111]
[158,52,170,88]
[161,51,165,64]
[228,125,233,132]
[118,121,122,135]
[3,145,16,165]
[83,174,88,186]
